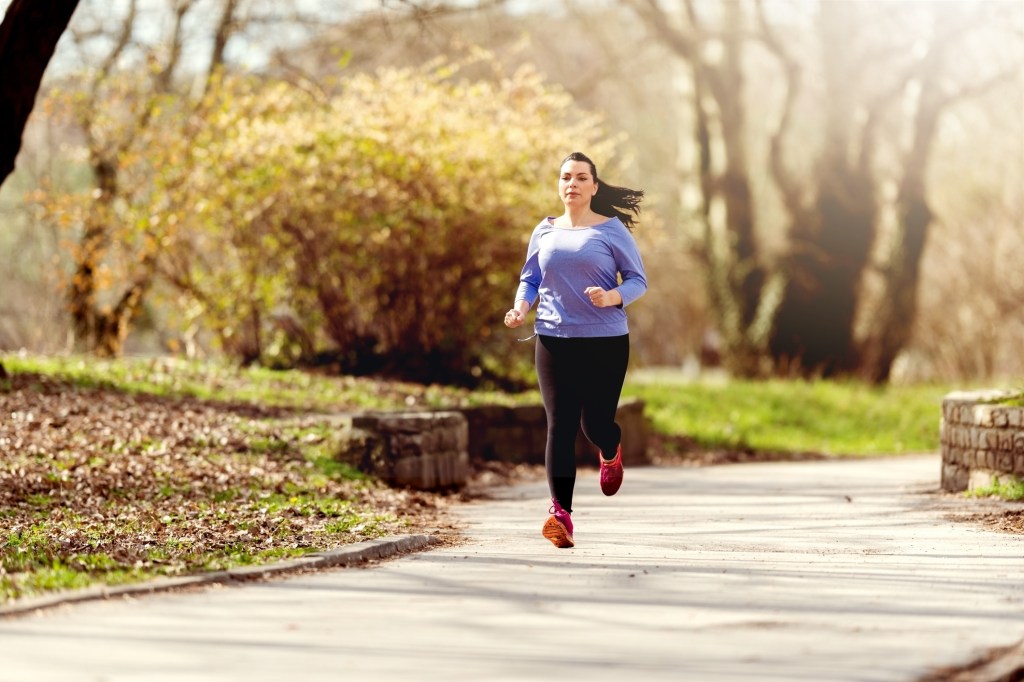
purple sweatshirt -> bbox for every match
[514,216,648,338]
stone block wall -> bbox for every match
[342,411,470,491]
[340,398,651,491]
[457,404,548,466]
[458,397,650,468]
[940,390,1024,492]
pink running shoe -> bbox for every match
[542,499,574,548]
[599,445,624,496]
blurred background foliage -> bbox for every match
[29,54,611,386]
[1,0,1021,387]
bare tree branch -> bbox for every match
[940,63,1024,108]
[207,0,239,88]
[856,65,914,178]
[155,0,196,93]
[382,0,509,19]
[754,0,807,227]
[95,0,137,84]
[629,0,697,61]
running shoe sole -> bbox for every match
[542,515,575,548]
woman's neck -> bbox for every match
[562,206,595,227]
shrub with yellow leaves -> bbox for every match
[160,57,615,385]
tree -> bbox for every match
[31,0,249,356]
[28,0,417,357]
[52,0,221,356]
[629,0,1022,381]
[0,0,80,189]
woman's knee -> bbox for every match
[581,415,619,442]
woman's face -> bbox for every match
[559,160,598,209]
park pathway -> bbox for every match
[1,455,1023,681]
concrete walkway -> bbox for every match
[2,455,1023,681]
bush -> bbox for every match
[161,56,615,385]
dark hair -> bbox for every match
[561,151,644,231]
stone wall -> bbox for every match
[458,397,650,468]
[940,390,1024,492]
[340,398,650,491]
[341,411,470,491]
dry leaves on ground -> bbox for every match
[0,372,457,601]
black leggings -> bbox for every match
[536,334,630,513]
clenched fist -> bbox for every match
[584,286,622,308]
[504,309,526,328]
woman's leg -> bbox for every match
[536,335,583,512]
[579,334,630,458]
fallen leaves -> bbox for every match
[0,371,452,602]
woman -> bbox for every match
[504,151,647,549]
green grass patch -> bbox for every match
[966,476,1024,501]
[1,353,534,411]
[4,564,99,599]
[199,546,322,572]
[624,376,950,455]
[993,392,1024,407]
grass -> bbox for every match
[993,391,1024,407]
[966,476,1024,501]
[4,352,969,458]
[623,374,953,455]
[0,353,532,411]
[1,486,398,603]
[4,353,985,458]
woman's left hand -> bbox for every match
[584,286,622,308]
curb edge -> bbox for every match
[0,533,440,620]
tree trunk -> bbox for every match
[768,1,876,376]
[718,0,761,322]
[648,0,765,375]
[770,172,875,375]
[68,157,117,351]
[0,0,80,187]
[64,0,192,356]
[856,53,944,382]
[67,151,157,356]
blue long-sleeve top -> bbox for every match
[514,216,647,338]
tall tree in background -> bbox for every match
[0,0,80,189]
[59,0,224,355]
[769,0,1019,382]
[630,0,1021,382]
[31,0,382,356]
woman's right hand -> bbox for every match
[504,309,525,328]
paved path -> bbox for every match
[2,455,1023,681]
